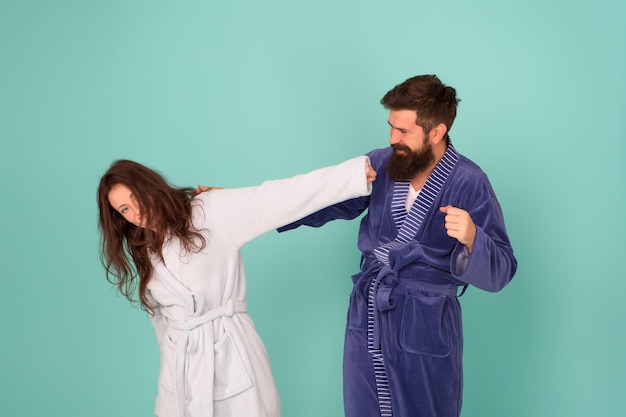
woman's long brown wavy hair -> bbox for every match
[97,160,206,314]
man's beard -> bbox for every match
[386,141,435,181]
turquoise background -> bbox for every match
[1,1,624,416]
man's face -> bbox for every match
[386,109,434,181]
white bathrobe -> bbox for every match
[145,156,372,417]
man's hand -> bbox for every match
[193,185,223,196]
[439,205,476,252]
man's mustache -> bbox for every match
[392,144,412,154]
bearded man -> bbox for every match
[279,74,517,417]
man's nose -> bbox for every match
[389,131,401,145]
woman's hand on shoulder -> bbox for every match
[365,161,377,183]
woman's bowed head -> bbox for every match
[97,159,206,313]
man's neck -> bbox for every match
[410,171,433,191]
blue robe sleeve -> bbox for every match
[276,195,370,232]
[448,173,517,292]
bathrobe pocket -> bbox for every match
[400,290,452,358]
[213,332,253,401]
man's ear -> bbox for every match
[430,123,448,144]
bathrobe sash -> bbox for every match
[152,261,247,417]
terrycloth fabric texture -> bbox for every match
[279,144,517,417]
[147,156,372,417]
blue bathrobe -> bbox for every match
[279,144,517,417]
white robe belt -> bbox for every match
[168,299,248,417]
[167,299,248,331]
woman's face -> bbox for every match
[108,184,147,228]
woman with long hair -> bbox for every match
[97,156,376,417]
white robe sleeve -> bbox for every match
[194,156,372,248]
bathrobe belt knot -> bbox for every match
[367,261,461,349]
[168,299,247,417]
